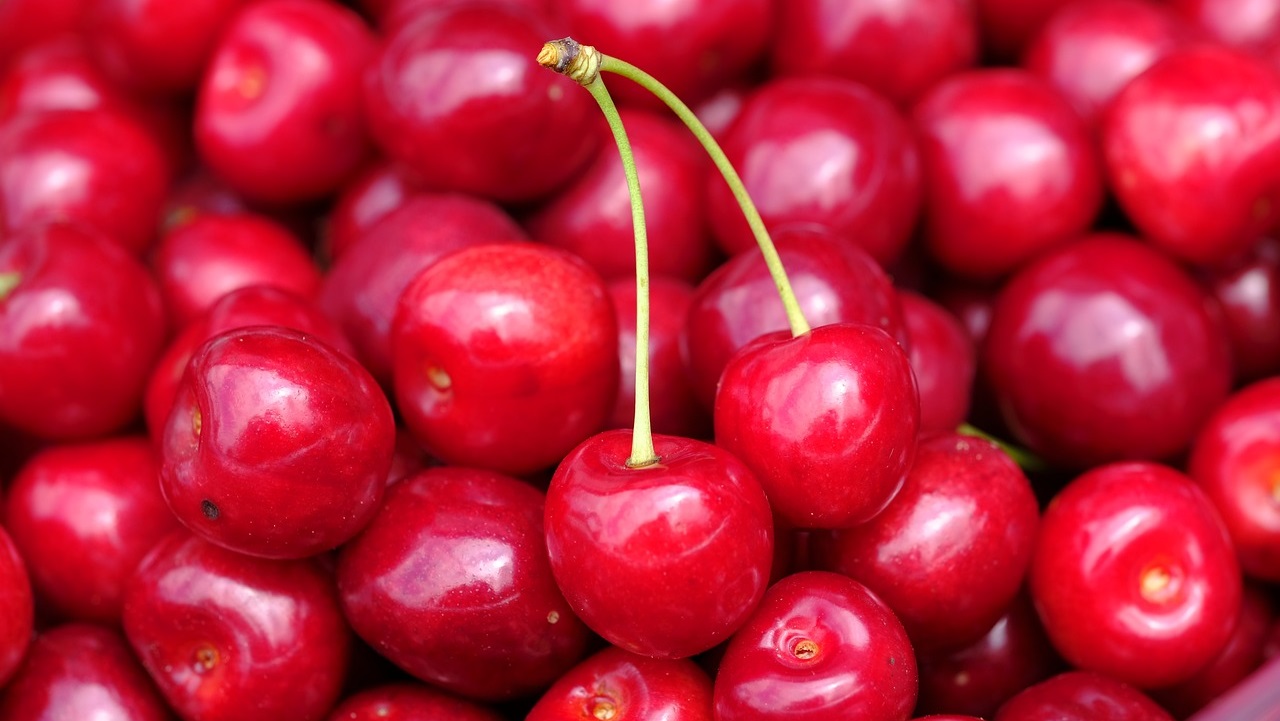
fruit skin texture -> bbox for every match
[983,233,1232,468]
[713,570,918,721]
[123,531,350,721]
[900,290,977,434]
[323,682,505,721]
[994,670,1174,721]
[392,243,618,476]
[160,325,396,559]
[715,323,920,529]
[545,430,774,660]
[525,645,714,721]
[1029,462,1243,689]
[0,525,34,689]
[336,466,591,702]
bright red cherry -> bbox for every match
[321,159,420,264]
[715,323,920,529]
[0,525,33,689]
[337,466,591,701]
[713,570,918,721]
[0,0,87,73]
[1199,235,1280,382]
[527,645,714,721]
[324,682,505,721]
[391,243,618,476]
[545,429,774,659]
[161,325,396,559]
[994,671,1175,721]
[1030,462,1243,689]
[900,290,976,434]
[1170,0,1280,55]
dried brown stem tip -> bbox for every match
[537,37,601,86]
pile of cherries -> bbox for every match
[2,0,1280,719]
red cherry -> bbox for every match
[994,671,1175,721]
[527,645,714,721]
[900,290,977,434]
[161,325,396,559]
[1170,0,1280,55]
[715,323,920,529]
[0,525,34,688]
[713,570,918,721]
[337,466,591,701]
[0,0,86,73]
[973,0,1076,61]
[545,429,774,659]
[322,159,421,264]
[1030,462,1243,689]
[324,682,505,721]
[391,243,618,476]
[1199,236,1280,382]
[705,77,922,266]
[123,530,351,721]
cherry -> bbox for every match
[160,325,396,559]
[322,159,421,264]
[0,623,172,720]
[150,211,323,331]
[527,645,714,721]
[1103,44,1280,267]
[337,466,591,702]
[1030,461,1243,689]
[994,671,1175,721]
[362,2,600,203]
[3,436,179,624]
[705,76,922,266]
[770,0,978,107]
[123,530,351,721]
[1186,376,1280,582]
[973,0,1076,61]
[391,243,618,476]
[0,524,33,689]
[1170,0,1280,56]
[195,0,375,205]
[912,68,1103,281]
[545,429,774,659]
[0,222,167,441]
[713,570,918,721]
[0,0,86,73]
[1198,235,1280,382]
[716,322,920,529]
[899,290,977,434]
[982,233,1233,468]
[325,682,505,721]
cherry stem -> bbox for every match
[957,423,1048,472]
[538,39,657,468]
[0,272,18,301]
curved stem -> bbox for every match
[957,423,1048,473]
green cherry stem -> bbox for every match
[0,272,19,301]
[957,422,1049,473]
[538,40,657,468]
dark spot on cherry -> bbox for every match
[201,500,219,520]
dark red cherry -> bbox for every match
[527,645,714,721]
[195,0,375,205]
[325,682,504,721]
[526,107,718,285]
[3,436,179,624]
[900,290,976,434]
[715,323,920,529]
[160,325,396,559]
[0,623,172,721]
[391,243,618,476]
[1103,44,1280,267]
[363,3,599,203]
[0,222,167,441]
[1030,462,1243,689]
[0,524,34,688]
[322,159,421,264]
[1199,235,1280,382]
[337,466,591,701]
[994,671,1175,721]
[123,530,351,721]
[1186,377,1280,582]
[812,432,1040,652]
[713,570,918,721]
[983,233,1232,468]
[376,0,561,32]
[705,77,921,266]
[545,429,774,659]
[771,0,978,107]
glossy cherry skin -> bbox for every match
[1199,236,1280,382]
[1023,0,1202,128]
[0,107,172,256]
[812,432,1040,652]
[3,436,179,624]
[325,682,505,721]
[1186,377,1280,581]
[546,429,774,659]
[1170,0,1280,55]
[0,525,34,688]
[713,570,918,721]
[527,645,714,721]
[322,159,420,264]
[983,233,1233,468]
[716,323,920,529]
[0,222,167,441]
[195,0,375,205]
[1030,462,1243,689]
[337,466,591,701]
[152,211,322,331]
[1103,44,1280,267]
[900,290,977,434]
[526,107,718,285]
[770,0,978,107]
[994,671,1175,721]
[363,3,599,203]
[0,623,173,720]
[706,77,922,266]
[0,0,86,73]
[391,243,618,476]
[683,226,908,411]
[123,530,351,721]
[318,193,528,388]
[161,325,396,559]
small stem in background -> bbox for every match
[958,423,1048,473]
[0,272,19,301]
